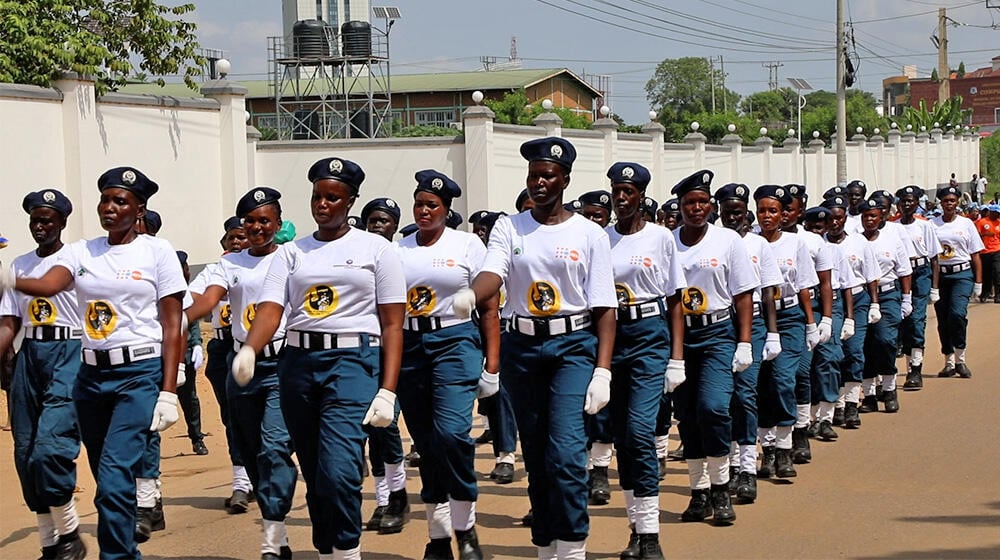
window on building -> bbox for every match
[414,109,456,127]
[994,108,1000,123]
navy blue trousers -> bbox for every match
[864,289,901,378]
[935,268,974,354]
[731,315,765,446]
[810,298,845,404]
[205,338,242,466]
[900,264,932,353]
[758,307,804,428]
[840,290,871,384]
[675,320,735,459]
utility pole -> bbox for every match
[938,7,950,103]
[836,0,847,185]
[709,56,716,113]
[720,56,727,113]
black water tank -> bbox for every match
[293,19,330,59]
[341,21,371,57]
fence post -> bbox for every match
[593,115,618,172]
[642,119,666,199]
[202,80,250,220]
[462,103,497,215]
[52,73,101,239]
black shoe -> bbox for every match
[474,429,493,445]
[634,533,664,560]
[882,389,900,413]
[490,462,515,484]
[619,527,640,559]
[791,427,811,464]
[135,507,154,543]
[903,364,923,389]
[806,421,820,439]
[956,363,973,378]
[843,402,861,429]
[39,544,58,560]
[261,554,281,560]
[710,484,735,526]
[875,384,884,400]
[226,489,250,514]
[589,466,611,505]
[455,527,483,560]
[151,498,165,531]
[859,395,879,413]
[279,545,292,560]
[681,488,713,522]
[775,448,797,478]
[734,471,757,504]
[816,420,838,441]
[667,443,685,461]
[378,489,409,534]
[192,439,209,455]
[423,537,454,560]
[938,364,957,378]
[54,530,86,560]
[657,457,667,481]
[521,509,533,527]
[727,466,739,495]
[405,448,422,468]
[832,407,845,426]
[757,446,776,479]
[365,505,387,531]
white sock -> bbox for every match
[818,402,836,423]
[332,546,361,560]
[775,426,793,449]
[233,465,252,493]
[374,476,389,506]
[51,499,80,535]
[497,452,515,465]
[633,496,660,535]
[449,498,476,531]
[481,416,490,431]
[687,459,709,490]
[707,455,730,485]
[911,348,924,366]
[739,444,758,474]
[882,374,897,391]
[623,489,636,525]
[261,519,286,555]
[537,544,557,560]
[837,386,848,407]
[385,461,406,492]
[655,435,669,459]
[590,442,613,467]
[810,404,819,422]
[862,378,877,397]
[556,539,587,560]
[427,502,452,539]
[729,441,739,467]
[155,477,162,499]
[137,477,157,508]
[37,513,58,548]
[956,348,967,364]
[757,427,776,447]
[945,353,955,367]
[846,382,862,403]
[795,404,811,428]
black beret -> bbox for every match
[821,196,849,210]
[176,250,188,265]
[446,209,463,229]
[520,137,576,171]
[715,183,750,204]
[642,197,659,220]
[846,179,868,195]
[469,210,490,226]
[868,190,894,206]
[414,170,462,206]
[607,162,651,190]
[895,185,925,199]
[98,166,159,201]
[661,198,680,213]
[823,186,847,199]
[578,190,612,213]
[937,185,961,199]
[753,185,793,206]
[803,207,831,221]
[347,215,364,229]
[144,210,162,233]
[860,198,883,211]
[399,223,418,237]
[564,199,583,212]
[671,169,714,197]
[22,189,72,217]
[236,187,281,219]
[478,211,506,229]
[515,188,531,212]
[785,184,807,200]
[361,197,401,224]
[308,157,365,193]
[223,216,243,232]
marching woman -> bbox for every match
[236,157,405,560]
[604,162,684,559]
[5,167,185,559]
[930,184,983,378]
[457,137,617,559]
[394,169,499,560]
[672,170,757,526]
[185,187,298,559]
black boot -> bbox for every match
[956,363,973,378]
[39,544,59,560]
[589,466,611,505]
[710,484,736,526]
[832,407,845,426]
[843,402,861,429]
[226,489,250,514]
[775,448,797,478]
[791,427,811,464]
[727,466,739,495]
[816,420,838,441]
[882,389,900,413]
[54,530,86,560]
[378,489,409,534]
[938,363,956,378]
[135,507,154,543]
[473,429,493,445]
[657,457,667,481]
[757,446,776,479]
[734,471,757,504]
[667,443,685,461]
[406,446,422,468]
[455,527,483,560]
[859,395,879,413]
[365,505,386,531]
[521,509,533,527]
[423,538,454,560]
[635,533,665,560]
[619,526,640,559]
[680,488,713,522]
[903,364,923,389]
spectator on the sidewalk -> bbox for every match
[975,205,1000,303]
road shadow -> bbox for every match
[894,500,1000,527]
[854,544,1000,559]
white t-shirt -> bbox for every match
[674,225,758,315]
[607,223,686,305]
[866,230,913,287]
[761,232,819,299]
[824,237,863,291]
[855,220,918,259]
[794,226,834,277]
[190,263,233,331]
[480,212,617,317]
[209,250,286,343]
[259,229,406,335]
[931,215,985,264]
[826,232,881,289]
[395,228,486,322]
[977,177,988,195]
[55,236,186,350]
[741,233,782,303]
[0,246,80,330]
[896,219,940,260]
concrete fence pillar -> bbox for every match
[593,117,618,171]
[755,135,774,182]
[721,133,741,181]
[642,121,666,198]
[202,80,250,218]
[684,131,707,171]
[807,138,826,189]
[52,73,102,239]
[532,112,562,137]
[462,104,497,214]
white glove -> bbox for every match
[868,303,882,324]
[452,288,476,319]
[973,283,983,298]
[840,318,855,340]
[929,288,940,303]
[732,342,753,372]
[192,345,205,370]
[363,388,396,428]
[0,262,14,292]
[818,316,833,344]
[584,367,611,415]
[478,370,500,398]
[664,359,686,393]
[901,294,913,318]
[231,345,256,387]
[175,362,186,387]
[763,332,782,361]
[805,323,821,351]
[150,391,179,432]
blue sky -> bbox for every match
[186,0,1000,123]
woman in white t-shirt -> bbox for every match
[6,167,185,559]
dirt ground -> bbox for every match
[2,305,999,559]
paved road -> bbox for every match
[2,304,999,559]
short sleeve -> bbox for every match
[727,234,759,296]
[758,241,782,289]
[585,228,617,309]
[862,242,881,283]
[154,240,188,299]
[893,237,913,277]
[374,243,407,305]
[480,216,513,279]
[259,245,293,306]
[662,232,686,295]
[0,288,17,317]
[794,238,820,290]
[968,220,986,253]
[189,263,214,295]
[467,235,488,278]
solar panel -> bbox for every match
[372,6,387,18]
[372,6,402,19]
[787,77,813,90]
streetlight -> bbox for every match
[372,7,401,133]
[787,77,813,142]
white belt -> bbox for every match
[287,330,380,349]
[233,338,285,358]
[214,327,233,340]
[910,256,929,267]
[510,313,592,337]
[23,326,82,341]
[617,297,667,323]
[878,283,897,294]
[82,343,161,367]
[939,261,971,274]
[776,295,799,311]
[684,309,731,328]
[751,302,761,318]
[851,285,864,295]
[402,316,466,332]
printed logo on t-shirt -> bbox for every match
[84,300,118,339]
[407,286,436,316]
[681,287,708,315]
[28,298,57,326]
[615,283,635,307]
[940,243,955,260]
[219,304,232,327]
[554,247,581,262]
[527,281,561,316]
[305,285,339,318]
[628,255,653,268]
[242,304,257,331]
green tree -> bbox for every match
[982,133,1000,190]
[484,89,591,129]
[891,96,971,132]
[646,57,740,137]
[0,0,204,94]
[957,61,966,79]
[740,88,796,127]
[796,89,886,139]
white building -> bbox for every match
[281,0,370,38]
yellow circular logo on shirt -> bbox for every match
[940,243,955,260]
[219,304,232,327]
[242,304,257,331]
[615,283,635,307]
[527,281,561,316]
[28,298,58,326]
[407,286,436,316]
[682,287,708,315]
[305,285,339,318]
[85,300,118,339]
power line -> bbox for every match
[852,0,979,23]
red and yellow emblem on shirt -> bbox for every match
[28,297,58,326]
[85,300,118,340]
